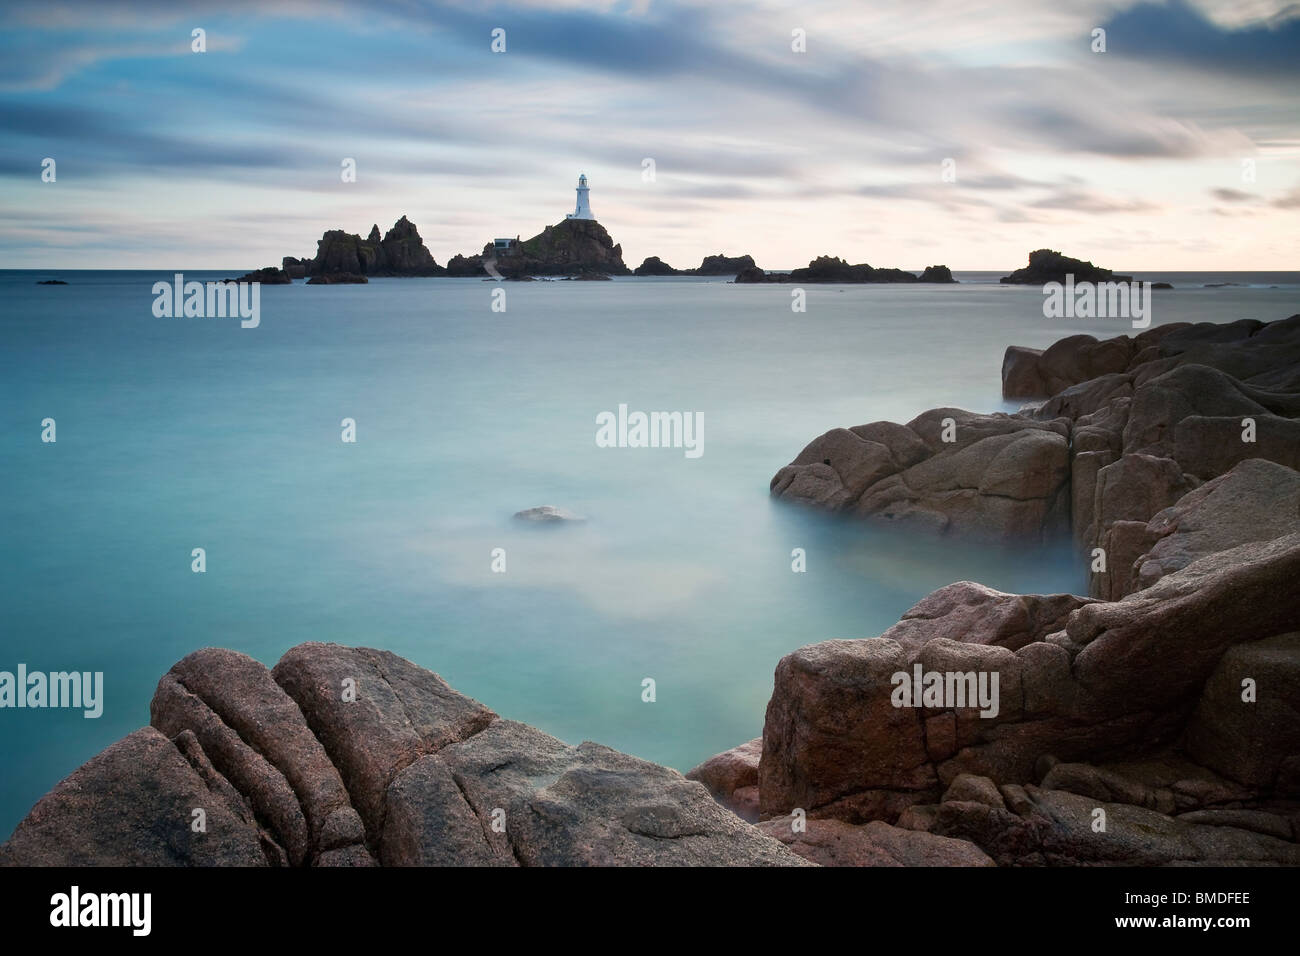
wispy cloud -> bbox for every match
[0,0,1296,269]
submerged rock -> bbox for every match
[513,505,586,523]
[306,273,367,284]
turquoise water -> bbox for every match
[2,270,1297,834]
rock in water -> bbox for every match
[295,216,447,278]
[999,248,1133,285]
[633,256,680,276]
[222,266,291,284]
[513,505,586,523]
[451,218,631,278]
[693,253,756,275]
[920,265,957,283]
[734,256,952,283]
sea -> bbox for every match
[2,268,1297,834]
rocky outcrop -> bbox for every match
[0,728,272,866]
[687,738,762,821]
[758,818,994,866]
[681,532,1300,866]
[770,410,1072,543]
[701,313,1300,864]
[774,315,1300,582]
[999,248,1133,285]
[920,265,956,283]
[1130,458,1300,592]
[223,266,292,284]
[452,219,630,278]
[292,216,446,278]
[693,253,756,276]
[1,644,806,867]
[633,256,680,276]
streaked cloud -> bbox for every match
[0,0,1296,269]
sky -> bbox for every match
[1,0,1298,271]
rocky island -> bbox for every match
[1000,249,1133,285]
[632,253,757,276]
[446,218,630,278]
[283,216,446,279]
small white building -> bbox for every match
[566,173,594,220]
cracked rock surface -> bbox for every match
[1,643,808,867]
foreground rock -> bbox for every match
[774,315,1300,573]
[689,534,1300,865]
[702,314,1300,864]
[0,728,271,866]
[758,818,994,866]
[1,644,806,867]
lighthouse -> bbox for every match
[567,173,594,221]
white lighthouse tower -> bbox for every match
[567,173,594,220]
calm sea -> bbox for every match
[2,269,1297,833]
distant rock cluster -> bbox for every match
[245,214,972,286]
[733,256,956,284]
[283,215,445,279]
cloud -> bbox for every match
[1101,0,1300,76]
[1210,187,1257,201]
[1027,189,1160,213]
[1274,184,1300,208]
